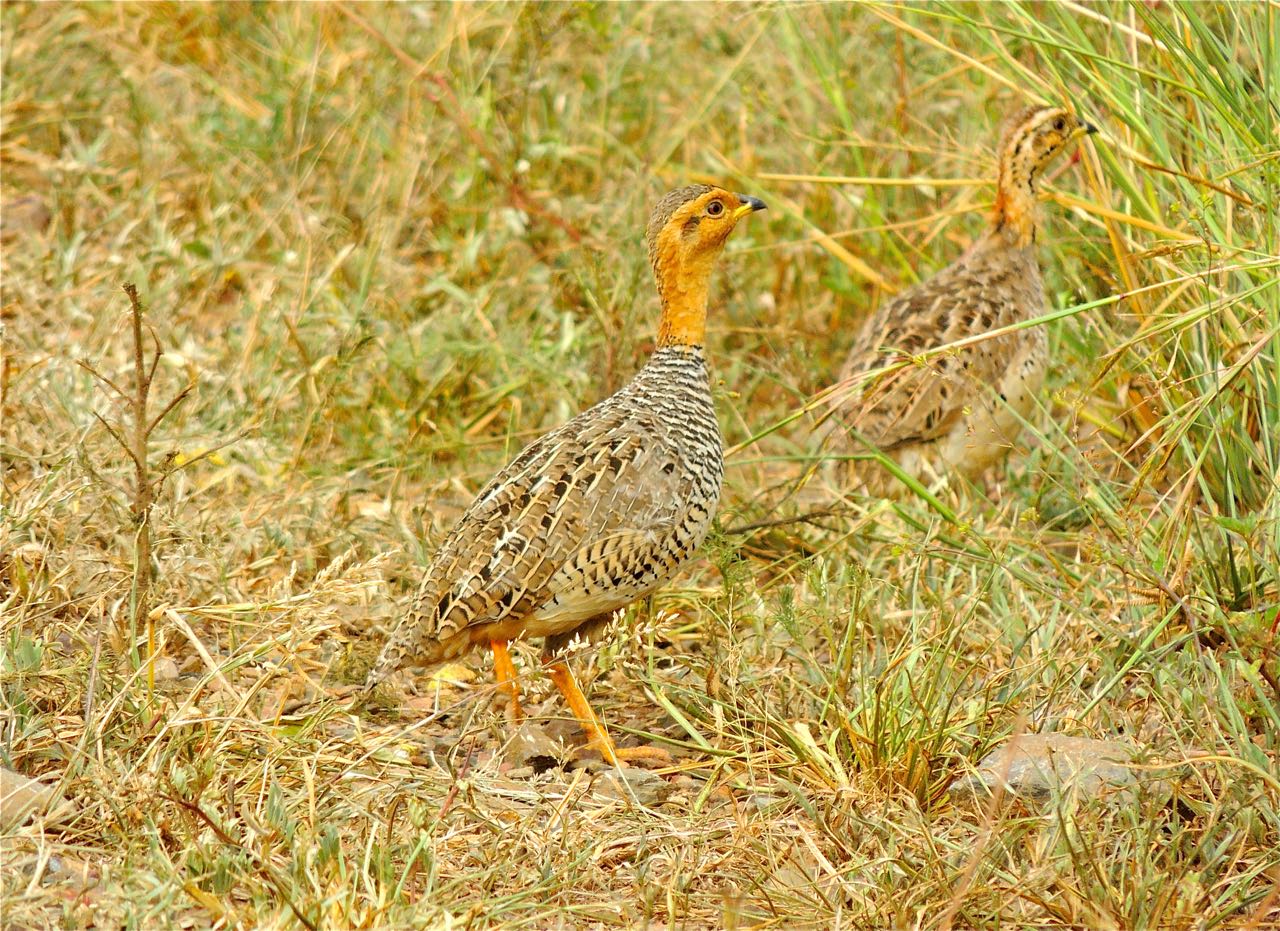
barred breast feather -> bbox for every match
[367,346,722,683]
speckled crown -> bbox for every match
[645,184,717,264]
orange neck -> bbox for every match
[654,246,718,349]
[992,156,1038,248]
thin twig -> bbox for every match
[335,2,584,246]
[163,794,319,931]
[437,738,478,819]
[76,359,132,404]
[83,284,194,678]
[724,508,854,537]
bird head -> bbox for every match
[643,185,766,349]
[1000,105,1097,178]
[992,105,1096,246]
[647,185,766,284]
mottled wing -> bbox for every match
[378,401,686,671]
[831,253,1030,451]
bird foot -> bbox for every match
[612,744,674,767]
[582,742,673,769]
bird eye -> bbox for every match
[1053,118,1066,132]
[706,200,724,217]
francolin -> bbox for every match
[824,105,1096,496]
[364,185,766,766]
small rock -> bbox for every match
[0,195,52,242]
[0,767,74,829]
[505,721,563,773]
[151,656,180,681]
[952,734,1155,805]
[589,767,672,807]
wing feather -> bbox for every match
[830,247,1041,451]
[399,402,685,656]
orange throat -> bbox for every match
[992,167,1038,248]
[655,251,717,349]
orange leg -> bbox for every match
[490,639,523,722]
[545,660,671,768]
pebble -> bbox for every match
[951,733,1160,805]
[151,656,180,681]
[505,721,564,774]
[588,767,672,808]
[0,195,51,242]
[0,767,74,829]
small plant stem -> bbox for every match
[124,283,155,679]
[80,284,192,686]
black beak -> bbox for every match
[1083,121,1098,135]
[737,194,767,213]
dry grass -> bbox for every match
[2,3,1277,929]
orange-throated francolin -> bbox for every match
[364,185,766,766]
[824,105,1096,496]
